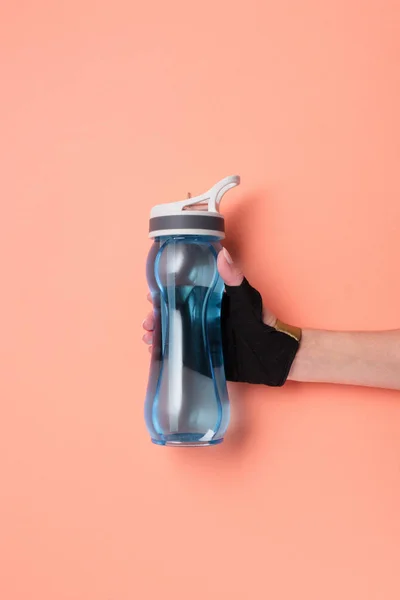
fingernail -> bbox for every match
[223,248,234,264]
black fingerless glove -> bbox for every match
[221,278,301,387]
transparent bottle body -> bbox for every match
[145,235,229,446]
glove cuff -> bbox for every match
[275,319,302,343]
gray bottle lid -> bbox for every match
[149,175,240,239]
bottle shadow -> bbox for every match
[221,382,255,454]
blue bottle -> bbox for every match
[145,176,240,446]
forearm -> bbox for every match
[288,329,400,391]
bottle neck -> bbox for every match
[154,234,222,243]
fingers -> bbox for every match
[143,310,154,348]
[147,292,153,304]
[217,248,244,287]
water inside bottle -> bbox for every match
[145,237,229,446]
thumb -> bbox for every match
[217,248,244,287]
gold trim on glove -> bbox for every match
[275,319,302,343]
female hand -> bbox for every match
[142,248,277,353]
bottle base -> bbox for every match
[151,433,224,447]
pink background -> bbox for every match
[1,1,400,599]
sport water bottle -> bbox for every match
[144,176,240,446]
